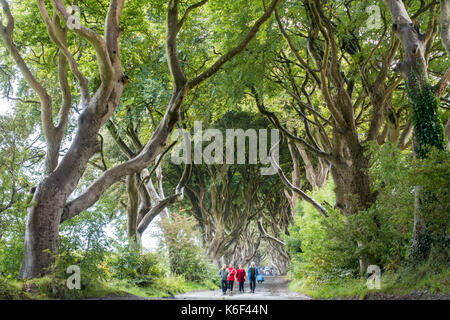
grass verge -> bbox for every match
[0,274,218,300]
[288,265,450,300]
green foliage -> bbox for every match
[285,181,359,285]
[19,272,121,300]
[401,66,447,262]
[1,270,118,300]
[356,142,415,269]
[111,273,218,298]
[55,204,117,282]
[160,213,219,284]
[288,275,370,300]
[108,243,167,287]
[408,148,450,259]
[406,80,446,159]
[0,276,30,300]
[0,114,39,278]
[0,199,27,277]
[289,261,450,300]
[287,142,449,297]
[0,0,448,300]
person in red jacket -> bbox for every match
[227,264,236,295]
[236,264,246,293]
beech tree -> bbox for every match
[0,0,281,278]
[256,188,291,274]
[383,0,449,261]
[175,111,292,264]
[0,0,447,290]
[248,0,449,273]
[106,117,191,243]
[185,157,283,262]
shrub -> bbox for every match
[0,276,29,300]
[285,181,359,284]
[108,244,166,287]
[56,203,117,282]
[408,148,450,257]
[0,195,28,278]
[286,142,449,289]
[159,213,218,284]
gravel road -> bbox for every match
[173,276,311,300]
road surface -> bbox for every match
[174,276,311,300]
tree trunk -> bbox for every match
[8,0,281,278]
[126,173,139,241]
[330,141,376,275]
[19,180,63,278]
[410,186,429,260]
[19,112,103,278]
[207,228,225,261]
[445,117,450,149]
[383,0,446,262]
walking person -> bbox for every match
[218,264,229,295]
[247,261,259,293]
[236,264,246,293]
[227,263,236,295]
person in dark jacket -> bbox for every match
[247,261,259,293]
[218,264,229,295]
[236,264,246,293]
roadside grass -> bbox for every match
[288,265,450,299]
[288,277,369,299]
[109,275,218,298]
[0,277,32,300]
[0,274,219,300]
[0,275,123,300]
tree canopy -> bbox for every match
[0,0,448,300]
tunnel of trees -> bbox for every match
[0,0,448,299]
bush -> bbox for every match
[108,244,167,287]
[364,143,449,267]
[285,181,359,285]
[286,142,449,293]
[56,202,118,282]
[160,213,219,284]
[0,195,29,278]
[408,148,450,257]
[0,276,29,300]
